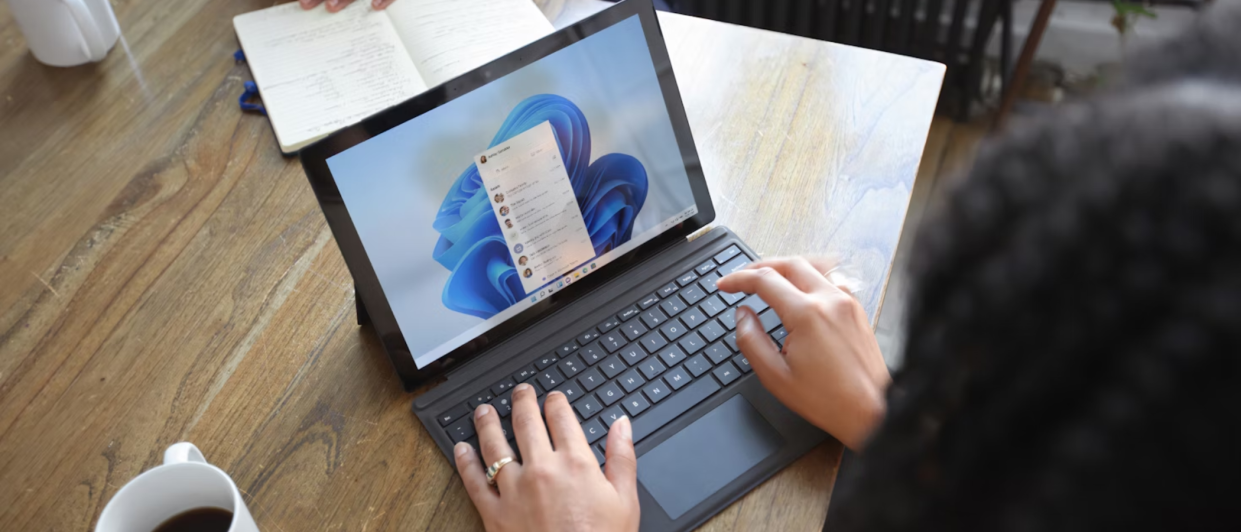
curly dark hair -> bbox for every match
[827,4,1241,531]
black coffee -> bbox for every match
[151,507,233,532]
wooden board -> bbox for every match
[0,3,942,530]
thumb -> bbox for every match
[735,306,790,382]
[604,416,639,507]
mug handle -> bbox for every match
[164,442,208,465]
[61,0,110,62]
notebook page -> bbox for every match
[386,0,554,88]
[233,2,429,151]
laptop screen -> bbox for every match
[325,15,698,369]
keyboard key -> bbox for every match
[657,345,687,366]
[680,307,707,329]
[446,416,476,443]
[704,341,733,364]
[532,380,545,397]
[695,259,717,276]
[631,377,721,444]
[699,320,727,343]
[579,343,606,365]
[659,294,687,317]
[725,331,739,352]
[577,367,606,391]
[537,367,565,390]
[555,381,585,402]
[437,404,470,426]
[557,354,584,377]
[596,382,624,406]
[574,393,603,418]
[582,418,608,444]
[599,355,626,379]
[719,254,752,275]
[700,294,727,316]
[657,281,679,298]
[618,305,641,321]
[732,354,752,373]
[592,445,606,466]
[676,270,699,287]
[698,273,721,294]
[642,378,671,404]
[678,331,707,354]
[756,309,781,333]
[622,393,651,416]
[771,327,788,343]
[600,405,626,427]
[713,361,741,385]
[718,308,737,329]
[491,378,517,396]
[679,285,706,305]
[556,341,580,357]
[492,392,514,417]
[713,245,741,264]
[640,308,668,329]
[618,344,645,366]
[598,332,625,353]
[620,321,647,341]
[617,368,647,393]
[720,290,746,305]
[468,392,494,409]
[536,353,560,370]
[740,294,769,314]
[639,330,668,353]
[596,316,621,333]
[638,357,667,380]
[578,329,599,345]
[664,365,692,390]
[638,293,661,309]
[659,318,688,342]
[500,416,514,441]
[685,354,712,377]
[512,364,537,383]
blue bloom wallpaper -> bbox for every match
[431,95,648,319]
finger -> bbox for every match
[510,383,552,459]
[472,404,520,490]
[544,391,591,455]
[716,267,813,321]
[299,0,325,9]
[454,442,500,516]
[372,0,397,8]
[604,416,639,510]
[735,305,792,381]
[324,0,354,12]
[741,257,835,294]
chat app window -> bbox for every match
[477,121,595,295]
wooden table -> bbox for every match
[0,3,943,530]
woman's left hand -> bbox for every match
[299,0,396,13]
[455,383,641,532]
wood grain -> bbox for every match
[0,3,942,531]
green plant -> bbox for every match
[1111,0,1158,36]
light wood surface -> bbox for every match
[0,3,943,531]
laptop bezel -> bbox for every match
[298,0,715,391]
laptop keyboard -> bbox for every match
[436,245,788,466]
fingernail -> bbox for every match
[328,0,339,6]
[515,383,532,393]
[475,405,490,419]
[617,416,632,440]
[548,391,564,399]
[736,306,756,330]
[372,0,382,6]
[454,442,470,457]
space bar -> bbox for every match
[632,378,721,444]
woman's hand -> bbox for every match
[717,257,890,451]
[455,383,640,532]
[299,0,396,13]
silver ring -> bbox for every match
[486,456,514,486]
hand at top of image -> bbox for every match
[717,257,890,451]
[299,0,396,13]
[455,384,641,532]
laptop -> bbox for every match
[298,0,828,529]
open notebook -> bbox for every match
[234,0,554,154]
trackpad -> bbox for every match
[637,395,784,519]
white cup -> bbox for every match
[96,442,259,532]
[5,0,121,67]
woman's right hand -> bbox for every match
[717,257,890,451]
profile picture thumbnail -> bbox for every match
[514,243,524,253]
[523,268,533,278]
[499,206,510,216]
[480,155,488,164]
[493,192,503,203]
[505,219,513,229]
[518,256,528,266]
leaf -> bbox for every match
[1112,0,1158,19]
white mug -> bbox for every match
[96,442,259,532]
[5,0,120,67]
